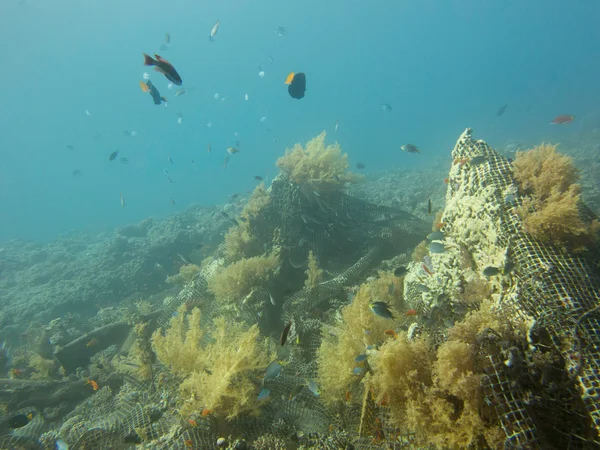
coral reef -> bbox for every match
[166,264,201,286]
[208,248,280,305]
[369,301,511,449]
[152,306,274,419]
[513,143,599,248]
[224,184,272,261]
[317,276,397,405]
[304,251,323,291]
[276,131,361,193]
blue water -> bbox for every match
[1,0,599,242]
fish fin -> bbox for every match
[154,54,168,63]
[143,53,155,66]
[154,67,165,74]
[139,81,149,92]
[285,72,295,84]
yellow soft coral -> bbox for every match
[208,248,280,304]
[152,306,274,419]
[317,278,395,405]
[276,131,361,193]
[304,251,323,291]
[513,143,598,248]
[224,184,272,261]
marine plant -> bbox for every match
[208,248,280,304]
[276,131,361,193]
[317,277,397,405]
[151,306,274,419]
[304,251,323,291]
[369,301,511,449]
[166,264,201,286]
[29,354,57,379]
[513,143,599,248]
[224,184,273,261]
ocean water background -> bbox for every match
[1,0,599,242]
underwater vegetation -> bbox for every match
[152,305,275,419]
[276,131,361,193]
[223,183,272,262]
[166,264,201,286]
[513,143,600,248]
[207,247,280,305]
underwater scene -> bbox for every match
[2,1,600,449]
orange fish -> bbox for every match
[384,329,398,339]
[435,222,445,230]
[201,408,212,417]
[284,72,295,85]
[443,177,449,184]
[184,440,193,447]
[345,390,352,402]
[85,338,97,348]
[139,81,150,93]
[188,419,198,427]
[550,114,574,125]
[86,379,99,391]
[422,263,433,276]
[405,309,418,316]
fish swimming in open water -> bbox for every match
[139,80,167,105]
[143,54,182,86]
[285,72,306,99]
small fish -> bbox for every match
[268,290,275,306]
[170,197,175,205]
[353,367,365,376]
[428,242,446,254]
[86,379,99,390]
[260,116,267,122]
[388,281,395,296]
[85,109,92,116]
[289,385,304,401]
[496,104,508,117]
[164,33,170,44]
[345,390,352,402]
[393,266,408,277]
[401,144,420,154]
[143,53,182,85]
[405,309,418,316]
[428,198,432,214]
[207,143,212,153]
[254,175,263,181]
[356,162,366,169]
[416,284,430,293]
[335,120,339,133]
[469,155,487,166]
[120,157,129,164]
[369,301,394,320]
[258,70,265,77]
[85,338,97,348]
[168,155,174,164]
[422,263,433,276]
[307,380,321,397]
[263,361,283,382]
[550,114,574,125]
[66,144,75,150]
[72,170,82,176]
[174,88,186,96]
[354,354,368,363]
[184,440,193,447]
[275,26,286,36]
[280,322,292,346]
[258,388,271,400]
[8,412,34,429]
[384,329,398,338]
[380,104,392,112]
[223,155,230,171]
[120,191,125,208]
[245,93,249,101]
[209,20,220,41]
[483,266,501,277]
[427,231,444,240]
[227,147,240,155]
[286,72,306,99]
[201,408,212,417]
[188,419,197,427]
[109,150,119,161]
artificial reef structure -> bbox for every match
[1,130,599,449]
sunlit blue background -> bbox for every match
[1,0,599,242]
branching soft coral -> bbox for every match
[317,278,396,405]
[152,306,274,419]
[224,184,272,261]
[513,143,599,247]
[304,251,323,291]
[166,264,201,286]
[208,248,280,304]
[276,131,361,193]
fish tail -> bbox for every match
[161,96,168,103]
[143,53,155,66]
